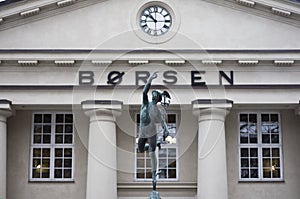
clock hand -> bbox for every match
[148,14,157,23]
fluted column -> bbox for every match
[0,100,13,199]
[192,99,233,199]
[82,100,122,199]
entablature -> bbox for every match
[0,49,300,67]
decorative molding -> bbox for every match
[128,60,149,65]
[238,60,259,65]
[202,60,222,65]
[57,0,76,8]
[235,0,255,7]
[18,60,39,66]
[20,8,40,17]
[82,100,123,112]
[91,60,112,65]
[274,60,294,65]
[203,0,300,28]
[271,7,292,17]
[54,60,75,66]
[165,60,185,65]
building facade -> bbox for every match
[0,0,300,199]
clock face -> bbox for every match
[140,5,172,36]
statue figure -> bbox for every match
[137,72,170,192]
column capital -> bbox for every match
[81,100,123,122]
[192,99,233,122]
[0,99,13,122]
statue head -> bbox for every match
[151,90,162,104]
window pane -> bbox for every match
[263,169,271,178]
[250,158,258,167]
[42,149,50,157]
[55,159,63,167]
[250,169,258,178]
[263,158,271,167]
[56,125,63,133]
[55,169,63,178]
[263,148,270,157]
[56,114,64,123]
[43,114,52,123]
[64,135,73,144]
[55,135,63,144]
[42,169,50,178]
[159,149,167,158]
[241,169,249,178]
[65,114,73,123]
[34,125,42,134]
[262,134,270,143]
[249,114,257,123]
[32,169,40,178]
[33,148,41,157]
[272,148,280,157]
[240,148,249,157]
[55,149,63,157]
[43,159,50,167]
[262,114,269,122]
[168,148,176,157]
[136,169,145,178]
[240,114,248,122]
[34,135,42,144]
[43,125,51,133]
[64,148,72,157]
[64,169,72,178]
[65,125,73,133]
[137,159,144,167]
[168,169,176,178]
[241,158,249,167]
[250,148,258,157]
[273,169,280,178]
[271,134,279,143]
[270,114,278,122]
[159,159,167,168]
[43,135,51,144]
[34,114,42,123]
[32,159,41,168]
[168,159,176,168]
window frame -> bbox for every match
[134,111,179,182]
[29,112,75,182]
[238,112,284,182]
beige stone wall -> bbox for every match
[6,110,89,199]
[226,108,300,199]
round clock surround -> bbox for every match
[131,1,181,44]
[139,5,172,36]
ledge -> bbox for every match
[117,182,197,189]
[81,100,123,110]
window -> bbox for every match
[30,113,74,181]
[135,113,178,181]
[239,113,283,181]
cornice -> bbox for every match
[202,0,300,27]
[0,49,299,67]
[0,0,108,31]
[0,0,299,31]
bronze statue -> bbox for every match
[137,72,170,192]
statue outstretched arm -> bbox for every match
[143,72,158,104]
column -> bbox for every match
[192,99,233,199]
[82,100,122,199]
[0,100,12,199]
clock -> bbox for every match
[139,5,172,36]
